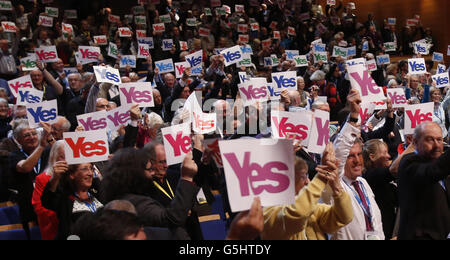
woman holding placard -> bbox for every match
[41,162,103,240]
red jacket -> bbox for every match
[32,172,59,240]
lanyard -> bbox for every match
[21,150,41,175]
[344,180,373,226]
[153,179,175,200]
[74,192,97,213]
[434,106,443,123]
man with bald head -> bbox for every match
[398,121,450,240]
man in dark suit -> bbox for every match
[398,121,450,240]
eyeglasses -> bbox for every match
[78,166,94,173]
[145,166,156,172]
[22,132,38,139]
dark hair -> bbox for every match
[100,148,153,203]
[71,209,144,240]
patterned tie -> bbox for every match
[352,181,374,231]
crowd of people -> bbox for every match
[0,0,448,240]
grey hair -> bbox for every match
[0,97,7,105]
[310,70,326,82]
[57,116,71,131]
[67,73,82,80]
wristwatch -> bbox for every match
[47,135,56,144]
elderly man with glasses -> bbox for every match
[8,121,51,239]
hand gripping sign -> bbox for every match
[271,110,313,146]
[26,100,58,128]
[348,64,386,103]
[404,102,434,135]
[307,109,330,154]
[219,138,295,212]
[64,130,110,165]
[161,123,192,166]
[119,82,154,108]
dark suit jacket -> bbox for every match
[398,149,450,240]
[121,179,200,240]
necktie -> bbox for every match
[352,181,374,231]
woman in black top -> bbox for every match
[41,162,103,240]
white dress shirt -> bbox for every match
[325,121,385,240]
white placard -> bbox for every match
[271,110,313,146]
[293,55,308,67]
[16,89,43,106]
[106,105,131,132]
[404,102,434,135]
[119,82,154,108]
[271,71,297,90]
[20,55,37,71]
[155,58,174,73]
[35,45,59,63]
[192,111,216,134]
[376,54,390,65]
[137,44,150,59]
[119,55,137,68]
[238,79,269,107]
[161,123,192,166]
[118,27,133,37]
[432,73,450,88]
[387,88,407,108]
[78,46,101,64]
[7,75,34,98]
[77,111,108,131]
[26,100,58,128]
[307,109,330,154]
[39,16,53,27]
[93,35,108,46]
[174,61,190,79]
[162,39,174,51]
[408,58,427,75]
[220,45,244,66]
[219,138,295,212]
[348,64,386,103]
[1,21,16,32]
[185,50,203,76]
